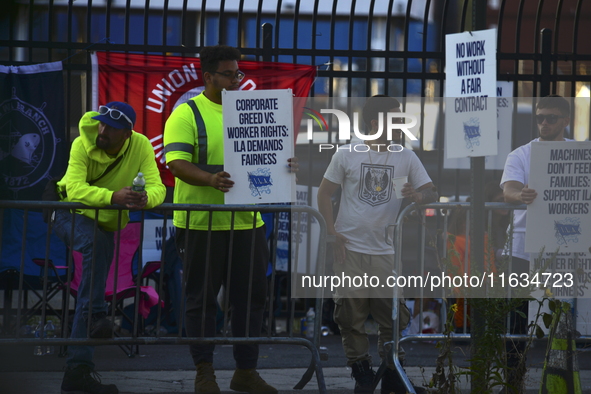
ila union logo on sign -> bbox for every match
[554,218,581,246]
[463,117,481,149]
[248,168,273,199]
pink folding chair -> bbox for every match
[70,222,162,355]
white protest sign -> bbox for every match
[222,89,295,204]
[444,81,512,169]
[526,141,591,253]
[577,299,591,333]
[529,251,591,326]
[142,219,175,264]
[444,28,497,159]
[273,185,320,273]
[529,252,591,304]
[293,186,320,274]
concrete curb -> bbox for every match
[2,366,591,393]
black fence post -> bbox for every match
[540,28,552,98]
[470,0,487,391]
[262,23,273,62]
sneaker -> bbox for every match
[89,313,113,339]
[61,364,118,394]
[230,368,278,393]
[381,367,427,394]
[194,362,220,394]
[351,360,376,394]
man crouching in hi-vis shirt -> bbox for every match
[317,95,438,394]
[53,101,166,394]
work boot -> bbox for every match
[61,364,118,394]
[230,368,278,393]
[351,360,376,394]
[381,366,427,394]
[89,312,114,339]
[194,362,220,394]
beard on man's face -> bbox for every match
[96,135,110,150]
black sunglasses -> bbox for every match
[535,114,565,125]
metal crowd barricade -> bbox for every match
[383,201,591,393]
[0,200,328,393]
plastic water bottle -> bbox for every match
[305,307,315,339]
[33,321,44,356]
[44,320,56,355]
[132,172,145,192]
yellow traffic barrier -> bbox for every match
[539,301,581,394]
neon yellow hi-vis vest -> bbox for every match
[163,93,263,231]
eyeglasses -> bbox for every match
[535,114,565,125]
[212,70,245,81]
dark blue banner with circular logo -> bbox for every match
[0,61,67,200]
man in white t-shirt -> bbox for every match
[318,95,437,394]
[500,94,572,393]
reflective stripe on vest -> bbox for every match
[186,100,208,165]
[164,100,224,174]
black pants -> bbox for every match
[176,226,269,369]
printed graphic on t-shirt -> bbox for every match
[358,163,394,206]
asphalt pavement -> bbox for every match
[1,332,590,393]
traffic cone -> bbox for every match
[539,301,581,394]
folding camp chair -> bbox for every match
[27,258,70,332]
[0,208,69,334]
[70,222,162,356]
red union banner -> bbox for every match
[91,52,316,185]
